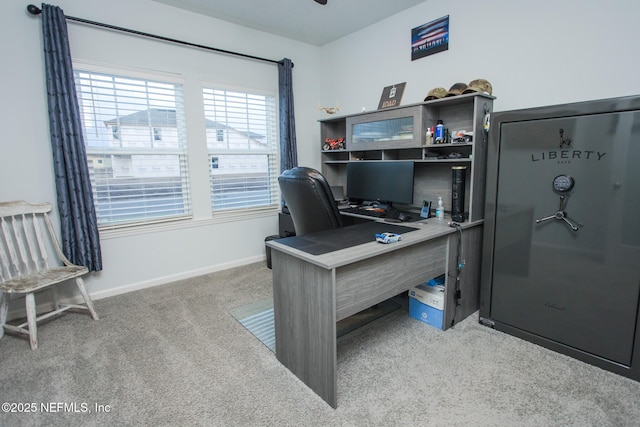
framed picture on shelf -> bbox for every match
[411,15,449,61]
[378,82,406,109]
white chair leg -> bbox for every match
[50,285,61,311]
[25,292,38,350]
[75,278,98,320]
[0,292,8,339]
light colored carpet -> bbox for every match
[1,261,639,426]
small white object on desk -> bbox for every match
[375,232,402,244]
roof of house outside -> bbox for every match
[103,108,264,140]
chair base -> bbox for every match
[0,278,98,350]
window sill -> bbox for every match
[98,207,279,240]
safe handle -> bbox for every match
[535,196,582,232]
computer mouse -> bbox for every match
[397,212,411,222]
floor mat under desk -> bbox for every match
[275,222,417,255]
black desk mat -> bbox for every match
[275,222,418,255]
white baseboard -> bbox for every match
[90,255,265,301]
[4,255,266,321]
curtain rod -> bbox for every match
[26,4,289,67]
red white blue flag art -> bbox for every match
[411,15,449,61]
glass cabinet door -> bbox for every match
[346,106,424,150]
[352,116,414,144]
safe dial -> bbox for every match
[552,174,574,193]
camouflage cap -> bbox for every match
[462,78,493,95]
[445,82,468,97]
[424,87,447,101]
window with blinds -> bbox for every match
[74,70,191,227]
[203,88,279,212]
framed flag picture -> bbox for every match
[411,15,449,61]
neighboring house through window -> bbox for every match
[72,64,280,229]
[74,68,191,227]
[203,87,278,211]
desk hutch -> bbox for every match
[319,92,495,222]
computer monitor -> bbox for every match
[347,161,415,206]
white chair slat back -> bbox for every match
[0,217,16,281]
[0,201,55,282]
[31,212,50,270]
[1,216,24,279]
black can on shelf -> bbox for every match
[451,166,467,222]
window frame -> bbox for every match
[201,83,280,214]
[73,61,193,230]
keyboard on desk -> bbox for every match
[341,206,387,218]
[341,206,416,222]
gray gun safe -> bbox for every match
[480,95,640,381]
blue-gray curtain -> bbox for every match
[41,4,102,271]
[278,58,298,172]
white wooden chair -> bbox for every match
[0,201,98,349]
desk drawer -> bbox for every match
[335,237,447,321]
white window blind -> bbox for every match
[203,88,279,211]
[74,70,191,227]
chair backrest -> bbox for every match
[0,201,70,283]
[278,167,343,236]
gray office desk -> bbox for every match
[267,218,483,407]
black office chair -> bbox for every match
[278,167,343,236]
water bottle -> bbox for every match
[436,196,444,219]
[435,120,445,143]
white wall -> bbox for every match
[317,0,640,116]
[0,0,321,299]
[3,0,639,300]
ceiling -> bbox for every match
[152,0,425,46]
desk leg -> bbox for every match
[272,250,338,408]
